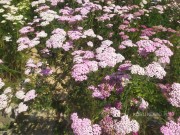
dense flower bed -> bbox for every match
[0,0,180,134]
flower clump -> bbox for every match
[169,83,180,107]
[0,0,179,134]
[160,117,180,135]
[100,107,140,135]
[0,78,37,115]
[71,113,102,135]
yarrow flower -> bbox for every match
[130,65,145,75]
[71,113,102,135]
[139,98,149,110]
[119,40,136,49]
[15,102,28,114]
[96,40,125,68]
[110,107,121,117]
[24,89,37,102]
[15,90,25,99]
[89,72,130,99]
[0,94,8,110]
[145,62,166,79]
[46,28,66,49]
[0,78,5,89]
[71,50,98,81]
[136,38,173,64]
[114,115,139,135]
[168,83,180,107]
[160,117,180,135]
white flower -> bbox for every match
[87,41,94,47]
[110,107,121,117]
[142,0,147,4]
[24,78,31,83]
[84,29,96,37]
[131,120,140,133]
[0,9,5,13]
[0,78,5,89]
[130,65,145,75]
[15,90,25,99]
[0,101,7,110]
[16,102,28,114]
[4,87,12,94]
[25,68,31,75]
[0,59,3,64]
[3,36,12,41]
[36,31,47,38]
[102,40,113,46]
[5,106,12,114]
[0,94,8,110]
[40,21,50,26]
[96,35,103,40]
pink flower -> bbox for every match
[139,98,149,110]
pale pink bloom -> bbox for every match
[24,89,37,102]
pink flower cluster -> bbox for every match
[72,50,98,81]
[137,38,173,64]
[25,58,53,76]
[71,113,102,135]
[130,97,149,111]
[96,40,125,68]
[89,72,130,99]
[48,0,64,6]
[169,83,180,107]
[100,107,139,135]
[114,115,139,135]
[161,117,180,135]
[119,40,136,49]
[14,0,179,134]
[159,83,180,107]
[139,98,149,110]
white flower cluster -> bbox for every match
[0,94,8,110]
[14,89,37,115]
[31,0,46,7]
[0,80,12,113]
[40,9,59,26]
[0,0,25,24]
[0,78,5,89]
[15,102,28,114]
[0,77,37,115]
[130,65,145,75]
